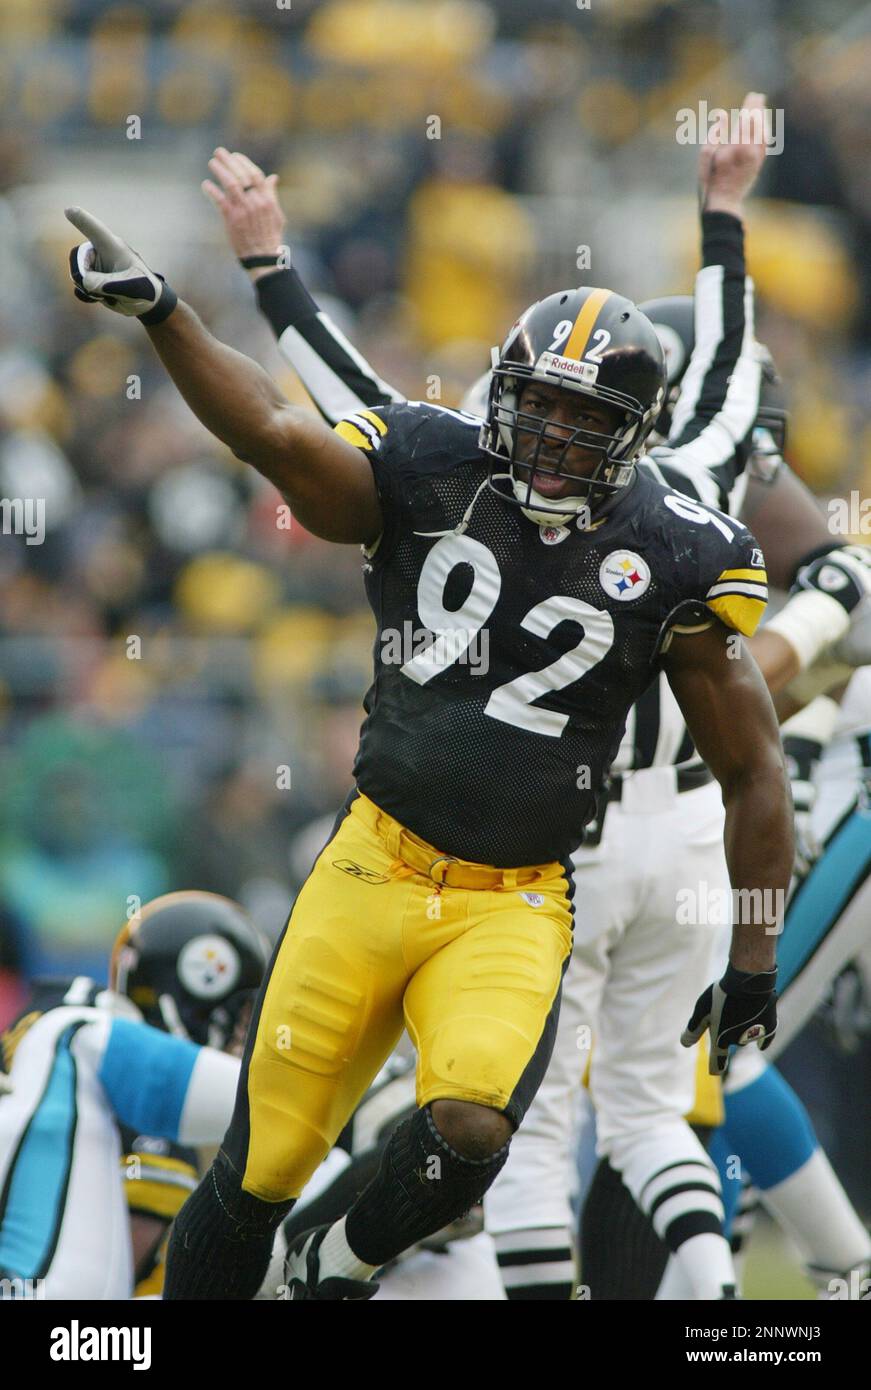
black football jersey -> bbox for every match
[336,402,767,867]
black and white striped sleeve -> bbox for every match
[255,268,405,425]
[665,211,762,507]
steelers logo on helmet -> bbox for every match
[599,550,651,602]
[108,890,269,1048]
[177,933,241,1000]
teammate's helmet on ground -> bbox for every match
[640,293,788,452]
[480,286,666,524]
[109,891,270,1049]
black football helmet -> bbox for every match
[480,287,667,525]
[109,891,270,1049]
[639,293,788,453]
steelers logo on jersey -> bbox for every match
[177,934,241,999]
[599,550,652,601]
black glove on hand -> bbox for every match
[682,963,778,1075]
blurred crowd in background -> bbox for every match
[1,0,870,1003]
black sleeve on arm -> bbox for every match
[664,211,762,512]
[668,211,749,455]
[255,267,320,337]
[700,209,745,275]
[254,268,400,424]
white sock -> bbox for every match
[609,1124,736,1299]
[316,1216,379,1283]
[655,1254,693,1300]
[672,1232,736,1300]
[760,1149,871,1276]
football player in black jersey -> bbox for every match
[201,118,871,1301]
[65,128,793,1299]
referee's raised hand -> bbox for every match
[203,147,289,280]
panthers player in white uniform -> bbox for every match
[0,970,239,1299]
[196,110,871,1299]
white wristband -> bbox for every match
[780,694,840,746]
[764,589,851,671]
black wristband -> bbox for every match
[139,281,178,326]
[239,248,290,269]
[721,963,777,996]
[701,210,745,276]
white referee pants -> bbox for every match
[485,770,727,1235]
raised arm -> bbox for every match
[203,149,405,424]
[65,207,382,546]
[651,93,770,507]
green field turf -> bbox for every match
[741,1214,816,1300]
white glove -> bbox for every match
[800,544,871,669]
[794,545,871,612]
[825,547,871,666]
[66,206,177,324]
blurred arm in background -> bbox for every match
[204,147,405,423]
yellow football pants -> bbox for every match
[222,793,574,1201]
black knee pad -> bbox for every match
[345,1104,510,1268]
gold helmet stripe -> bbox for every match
[563,287,613,362]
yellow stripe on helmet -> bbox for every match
[562,288,613,361]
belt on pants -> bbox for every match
[352,793,555,891]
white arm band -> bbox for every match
[764,589,851,671]
[780,694,841,746]
[176,1047,241,1145]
